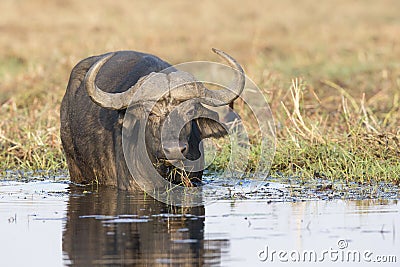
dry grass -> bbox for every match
[0,0,399,183]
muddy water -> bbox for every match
[0,180,398,266]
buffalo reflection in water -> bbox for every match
[62,185,228,266]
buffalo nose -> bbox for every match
[163,143,188,159]
[180,144,187,154]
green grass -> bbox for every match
[208,78,400,184]
[0,100,65,174]
[0,0,399,184]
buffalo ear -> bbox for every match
[196,118,228,139]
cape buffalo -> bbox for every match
[60,49,245,190]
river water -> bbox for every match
[0,180,398,266]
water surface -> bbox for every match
[0,180,398,266]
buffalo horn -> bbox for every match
[84,53,145,110]
[200,48,245,106]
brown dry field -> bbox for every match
[0,0,399,182]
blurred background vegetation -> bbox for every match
[0,0,399,183]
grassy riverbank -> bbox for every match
[0,0,399,184]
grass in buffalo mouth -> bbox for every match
[167,167,194,188]
[153,160,195,187]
